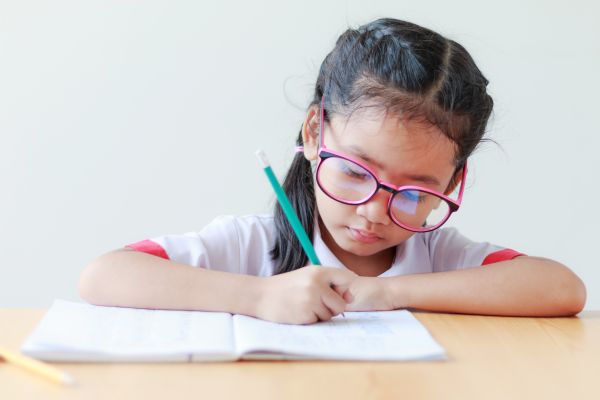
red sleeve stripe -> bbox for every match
[126,240,170,260]
[482,249,525,266]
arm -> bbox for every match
[78,248,263,315]
[78,248,355,324]
[346,256,586,317]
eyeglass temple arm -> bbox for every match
[456,161,468,204]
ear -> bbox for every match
[301,105,320,161]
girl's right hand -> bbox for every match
[255,266,357,325]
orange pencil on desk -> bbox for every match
[0,347,75,386]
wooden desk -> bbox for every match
[1,309,599,400]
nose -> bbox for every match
[355,188,392,225]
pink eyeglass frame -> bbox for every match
[297,98,468,233]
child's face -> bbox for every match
[303,106,459,268]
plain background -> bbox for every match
[1,1,598,309]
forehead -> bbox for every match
[326,108,457,186]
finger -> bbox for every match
[313,301,334,322]
[342,289,354,303]
[329,282,344,296]
[329,284,354,303]
[325,269,357,294]
[321,289,347,316]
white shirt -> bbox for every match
[127,214,523,276]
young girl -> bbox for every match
[79,18,586,324]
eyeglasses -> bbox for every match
[298,98,467,233]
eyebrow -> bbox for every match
[346,145,442,187]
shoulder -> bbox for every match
[199,214,278,275]
[129,214,277,275]
[395,227,469,261]
[389,228,469,274]
[420,227,518,271]
[421,226,471,249]
[203,214,275,240]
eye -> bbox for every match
[340,162,369,180]
[399,190,427,203]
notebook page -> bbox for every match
[233,310,445,361]
[21,300,236,362]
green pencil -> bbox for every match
[255,149,321,265]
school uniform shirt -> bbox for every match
[126,214,524,276]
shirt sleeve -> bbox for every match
[426,228,525,272]
[125,215,242,273]
[124,214,277,276]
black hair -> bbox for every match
[270,18,494,274]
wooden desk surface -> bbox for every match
[1,309,599,400]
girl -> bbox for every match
[79,18,586,324]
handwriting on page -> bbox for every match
[232,311,443,360]
[28,300,234,355]
[332,314,395,334]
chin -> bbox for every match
[347,247,382,257]
[338,237,387,257]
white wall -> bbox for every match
[1,1,598,309]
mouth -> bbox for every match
[347,227,382,244]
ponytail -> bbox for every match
[269,131,316,274]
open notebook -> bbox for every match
[21,300,446,362]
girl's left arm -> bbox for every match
[348,257,586,316]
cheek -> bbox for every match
[388,226,416,244]
[315,185,355,221]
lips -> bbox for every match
[347,227,382,244]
